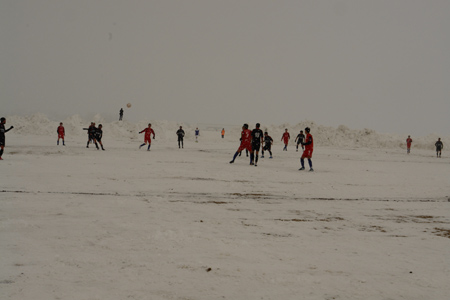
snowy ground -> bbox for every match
[1,129,449,300]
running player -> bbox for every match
[177,126,185,148]
[281,129,290,151]
[261,131,273,159]
[0,117,14,160]
[195,128,200,142]
[295,130,305,152]
[250,123,264,166]
[57,122,65,146]
[94,124,105,150]
[299,127,314,171]
[139,123,156,151]
[230,124,252,164]
[435,138,443,157]
[406,135,412,154]
[221,128,225,138]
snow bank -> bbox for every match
[4,113,446,149]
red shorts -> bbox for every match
[144,136,152,144]
[58,134,64,139]
[238,142,252,153]
[283,139,289,145]
[301,148,313,159]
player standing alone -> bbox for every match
[250,123,264,166]
[139,123,155,151]
[261,132,273,159]
[0,117,14,160]
[406,135,412,154]
[435,138,443,157]
[177,126,185,148]
[195,128,200,142]
[230,124,252,164]
[57,122,65,146]
[281,129,290,151]
[295,130,305,152]
[299,127,314,172]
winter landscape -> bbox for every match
[1,114,449,300]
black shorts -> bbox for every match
[0,138,5,146]
[252,142,261,151]
[263,144,271,151]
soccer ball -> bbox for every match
[127,103,131,108]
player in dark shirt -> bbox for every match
[0,117,14,160]
[261,132,273,159]
[295,130,305,151]
[83,122,97,148]
[435,138,443,157]
[250,123,264,166]
[94,124,105,150]
[176,126,185,148]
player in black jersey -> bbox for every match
[94,124,105,150]
[83,122,97,148]
[261,132,273,159]
[295,130,305,151]
[176,126,185,148]
[0,117,14,160]
[250,123,264,166]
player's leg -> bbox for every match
[0,145,4,159]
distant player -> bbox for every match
[119,108,123,121]
[177,126,185,148]
[230,123,252,164]
[250,123,264,166]
[57,122,65,146]
[295,130,305,151]
[139,123,156,151]
[281,129,290,151]
[0,117,14,160]
[195,128,200,142]
[406,135,412,154]
[221,128,225,138]
[261,132,273,159]
[299,127,314,172]
[94,124,105,150]
[435,138,443,157]
[83,122,97,148]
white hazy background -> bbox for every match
[1,0,449,136]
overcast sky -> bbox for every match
[1,0,449,135]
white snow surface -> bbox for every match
[1,114,449,300]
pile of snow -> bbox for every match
[5,113,446,149]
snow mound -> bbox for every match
[4,114,446,149]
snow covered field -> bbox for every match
[1,116,449,300]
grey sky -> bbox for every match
[1,0,449,136]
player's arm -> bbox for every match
[303,136,312,146]
[152,129,155,139]
[5,126,13,133]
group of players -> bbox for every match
[406,135,444,158]
[229,123,314,171]
[82,122,105,150]
[0,116,445,167]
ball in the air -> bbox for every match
[127,103,131,108]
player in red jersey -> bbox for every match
[57,122,65,146]
[406,135,412,154]
[139,123,156,151]
[299,127,314,171]
[281,129,290,151]
[230,123,252,164]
